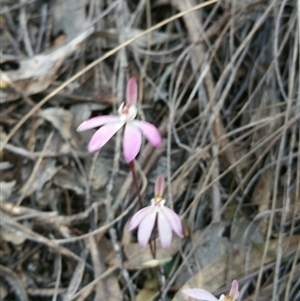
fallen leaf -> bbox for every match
[175,223,229,288]
[1,27,94,102]
[53,167,85,195]
[0,284,8,300]
[0,180,16,201]
[51,0,87,39]
[192,223,229,268]
[136,288,157,301]
[1,222,27,245]
[231,216,264,246]
[122,233,186,270]
[96,276,123,301]
[173,235,300,301]
[38,107,73,140]
[52,34,66,46]
[85,157,110,190]
[20,160,58,197]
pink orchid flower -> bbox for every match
[77,77,161,162]
[128,175,183,249]
[182,280,239,301]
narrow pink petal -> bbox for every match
[182,289,218,301]
[134,121,162,148]
[161,206,183,238]
[155,175,165,197]
[229,280,239,300]
[128,207,152,231]
[126,77,137,106]
[137,210,156,247]
[158,210,173,248]
[77,116,120,131]
[123,123,142,162]
[87,122,124,153]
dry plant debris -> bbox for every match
[0,0,299,300]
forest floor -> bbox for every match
[0,0,299,300]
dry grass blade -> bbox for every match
[62,251,87,301]
[1,27,94,102]
[173,235,300,300]
[0,0,218,151]
[0,264,29,301]
[1,0,299,300]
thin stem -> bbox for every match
[148,239,155,259]
[129,161,142,209]
[152,219,157,259]
[129,162,162,296]
[155,267,162,297]
[149,236,162,297]
[148,217,157,259]
[149,219,162,297]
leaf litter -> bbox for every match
[0,0,299,300]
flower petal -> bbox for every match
[182,289,218,301]
[161,206,183,238]
[229,280,239,300]
[87,122,124,153]
[134,121,162,148]
[123,123,142,162]
[128,207,152,231]
[158,209,173,248]
[155,175,165,197]
[77,116,120,131]
[137,210,156,247]
[126,77,137,106]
